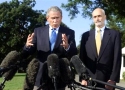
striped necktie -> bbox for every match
[50,28,57,51]
[96,29,101,55]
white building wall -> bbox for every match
[120,47,125,79]
[120,56,125,79]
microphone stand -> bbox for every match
[0,78,6,90]
[68,84,76,90]
[0,65,18,76]
[0,62,22,90]
[37,75,58,90]
[52,76,57,90]
[81,73,125,90]
[0,65,18,90]
[76,73,125,90]
[89,78,125,90]
[68,80,106,90]
[0,60,24,76]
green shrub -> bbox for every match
[122,71,125,81]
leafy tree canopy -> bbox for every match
[0,0,46,61]
[62,0,125,19]
[0,0,70,61]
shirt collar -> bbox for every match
[95,26,105,32]
[49,25,60,31]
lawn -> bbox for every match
[0,73,26,90]
[0,73,124,90]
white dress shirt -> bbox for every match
[95,26,105,39]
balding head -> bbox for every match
[92,8,105,16]
[92,8,106,28]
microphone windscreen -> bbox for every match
[59,58,75,84]
[70,55,87,76]
[0,50,20,80]
[47,54,60,78]
[23,58,40,90]
[40,61,49,89]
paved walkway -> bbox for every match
[66,75,125,90]
[116,81,125,90]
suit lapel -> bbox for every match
[89,30,98,58]
[98,28,111,60]
[41,25,50,51]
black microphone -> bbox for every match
[47,54,60,90]
[70,55,89,80]
[59,58,75,84]
[47,54,60,78]
[23,58,40,90]
[70,55,125,90]
[0,50,20,81]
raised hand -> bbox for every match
[26,33,34,47]
[61,34,69,49]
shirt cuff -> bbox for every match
[65,45,70,51]
[24,45,31,50]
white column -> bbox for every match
[120,56,123,79]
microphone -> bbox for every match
[0,50,20,81]
[23,58,40,90]
[70,55,125,90]
[70,55,89,80]
[59,58,75,84]
[47,54,60,78]
[47,54,60,90]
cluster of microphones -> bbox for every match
[0,51,125,90]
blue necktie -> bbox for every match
[50,28,57,51]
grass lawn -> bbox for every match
[0,73,26,90]
[0,73,124,90]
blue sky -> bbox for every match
[0,0,93,46]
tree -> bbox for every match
[61,0,125,19]
[106,16,125,47]
[0,0,71,62]
[0,0,46,61]
[62,0,125,49]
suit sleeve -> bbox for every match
[79,34,84,62]
[79,33,87,81]
[79,33,87,65]
[66,30,77,59]
[110,31,121,82]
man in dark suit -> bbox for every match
[79,8,121,90]
[22,6,77,90]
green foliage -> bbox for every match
[107,16,125,48]
[63,0,125,49]
[122,72,125,81]
[62,0,125,19]
[0,0,46,61]
[61,22,69,28]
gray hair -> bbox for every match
[46,6,62,17]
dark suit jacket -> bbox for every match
[22,25,77,89]
[79,27,121,83]
[23,25,77,62]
